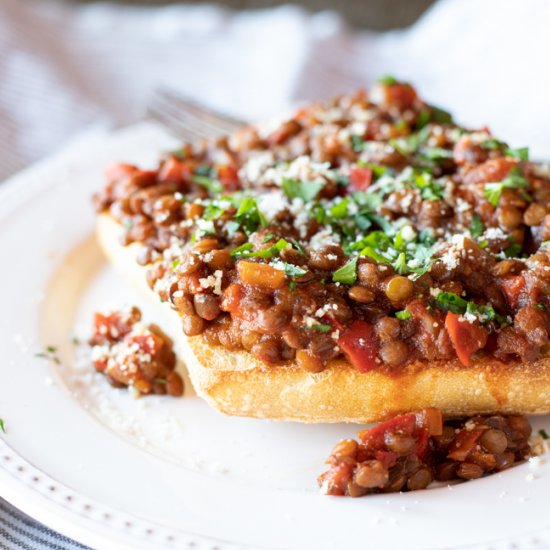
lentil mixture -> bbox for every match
[95,77,550,372]
[318,409,534,497]
[89,306,184,396]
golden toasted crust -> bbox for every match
[96,213,550,423]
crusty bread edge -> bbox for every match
[96,213,550,423]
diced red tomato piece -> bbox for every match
[497,275,525,309]
[464,157,517,185]
[92,311,135,343]
[158,157,184,182]
[415,408,443,437]
[221,283,244,314]
[445,312,488,367]
[104,163,138,181]
[217,164,241,191]
[447,428,484,461]
[126,332,163,356]
[338,320,379,372]
[415,428,431,461]
[358,413,416,447]
[349,166,373,191]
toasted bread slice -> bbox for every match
[97,213,550,423]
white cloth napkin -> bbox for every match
[2,0,550,183]
[1,1,550,548]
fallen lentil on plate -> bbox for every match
[89,306,184,397]
[94,76,550,373]
[317,409,534,497]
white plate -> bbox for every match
[2,122,550,550]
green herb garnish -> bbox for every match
[332,257,358,285]
[470,213,484,238]
[0,419,5,434]
[435,292,506,324]
[415,172,445,201]
[504,243,523,258]
[35,345,60,365]
[481,138,504,150]
[484,166,531,207]
[234,197,267,234]
[378,75,398,85]
[262,233,276,244]
[505,146,529,161]
[308,323,332,332]
[356,161,389,179]
[282,178,324,202]
[430,105,453,124]
[231,238,289,259]
[351,135,365,152]
[283,263,307,278]
[539,429,549,440]
[395,310,411,321]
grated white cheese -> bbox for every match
[309,226,341,250]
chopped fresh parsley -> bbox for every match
[430,105,453,124]
[414,172,445,201]
[539,429,549,440]
[356,161,390,179]
[171,258,181,270]
[416,108,431,130]
[202,202,226,221]
[470,213,484,238]
[421,147,454,161]
[282,178,324,202]
[504,243,523,258]
[435,292,507,324]
[330,198,349,219]
[484,166,531,207]
[0,418,5,434]
[351,135,365,152]
[234,197,267,234]
[332,257,358,285]
[290,239,306,256]
[481,138,504,150]
[231,238,289,259]
[505,146,529,161]
[283,263,307,278]
[35,345,60,365]
[305,323,332,332]
[395,310,411,321]
[378,75,398,85]
[262,233,276,244]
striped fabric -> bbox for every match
[0,499,89,550]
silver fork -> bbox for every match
[147,88,247,142]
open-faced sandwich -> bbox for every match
[94,77,550,423]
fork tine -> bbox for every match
[155,88,246,133]
[147,99,214,141]
[147,89,246,141]
[147,104,207,143]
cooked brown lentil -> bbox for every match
[89,306,184,397]
[94,77,550,373]
[318,409,534,497]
